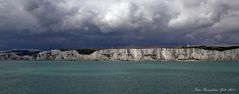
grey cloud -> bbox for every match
[0,0,239,49]
[1,0,239,33]
[168,0,233,30]
[0,0,37,32]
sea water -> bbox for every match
[0,61,239,94]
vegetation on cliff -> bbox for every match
[183,46,239,52]
[60,49,98,55]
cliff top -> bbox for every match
[1,46,239,57]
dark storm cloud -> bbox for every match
[0,0,239,49]
[24,0,64,30]
[1,0,239,32]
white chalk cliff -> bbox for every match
[34,48,239,61]
[1,48,239,61]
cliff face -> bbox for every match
[91,48,239,61]
[1,48,239,61]
[36,50,80,60]
[0,53,33,60]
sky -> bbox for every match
[0,0,239,50]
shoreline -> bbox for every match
[1,46,239,61]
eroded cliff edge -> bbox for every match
[1,47,239,61]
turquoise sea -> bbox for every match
[0,61,239,94]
